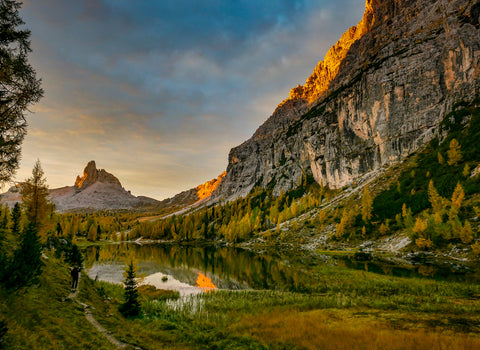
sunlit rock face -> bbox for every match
[214,0,480,200]
[74,160,122,191]
[195,172,226,200]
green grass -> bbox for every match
[0,256,116,350]
[80,261,480,349]
[1,251,479,349]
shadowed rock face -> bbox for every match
[74,160,122,191]
[214,0,480,200]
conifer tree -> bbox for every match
[0,0,43,184]
[361,185,373,223]
[4,222,43,288]
[437,152,445,165]
[460,221,473,244]
[65,243,83,267]
[428,180,448,214]
[451,182,465,211]
[447,138,462,166]
[10,202,21,235]
[119,260,141,317]
[21,160,51,231]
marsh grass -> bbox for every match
[4,253,477,349]
[78,263,480,349]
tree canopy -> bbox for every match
[0,0,43,184]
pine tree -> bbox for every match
[65,243,83,267]
[10,202,21,235]
[119,260,141,317]
[4,222,43,288]
[0,205,8,229]
[0,0,43,184]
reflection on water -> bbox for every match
[141,272,202,296]
[196,272,216,291]
[84,243,303,291]
[84,243,480,294]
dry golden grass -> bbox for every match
[235,309,480,350]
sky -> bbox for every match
[13,0,365,200]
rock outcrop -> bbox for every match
[0,161,159,212]
[155,172,226,212]
[74,160,122,191]
[213,0,480,200]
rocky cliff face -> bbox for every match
[155,172,226,212]
[74,160,122,190]
[214,0,480,200]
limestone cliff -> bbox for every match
[154,172,226,212]
[214,0,480,200]
[74,160,122,190]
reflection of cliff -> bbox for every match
[196,272,216,291]
[83,244,304,291]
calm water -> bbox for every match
[83,243,480,293]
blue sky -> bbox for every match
[15,0,364,200]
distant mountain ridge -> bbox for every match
[0,161,227,213]
[0,160,159,212]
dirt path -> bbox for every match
[67,273,142,350]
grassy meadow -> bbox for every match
[75,258,480,350]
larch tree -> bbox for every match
[361,185,373,223]
[21,160,51,231]
[451,182,465,211]
[0,0,43,184]
[447,138,462,166]
[428,180,448,214]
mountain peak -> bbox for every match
[74,160,122,190]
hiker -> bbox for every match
[71,266,80,291]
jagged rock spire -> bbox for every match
[74,160,122,190]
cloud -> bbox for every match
[16,0,365,199]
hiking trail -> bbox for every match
[67,273,142,350]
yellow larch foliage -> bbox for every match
[361,185,373,223]
[428,180,448,214]
[415,237,433,250]
[451,182,465,211]
[447,138,462,166]
[412,217,428,234]
[460,221,473,244]
[437,152,445,165]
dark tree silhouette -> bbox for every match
[10,202,21,235]
[0,0,43,184]
[119,260,141,317]
[4,222,43,289]
[65,243,83,267]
